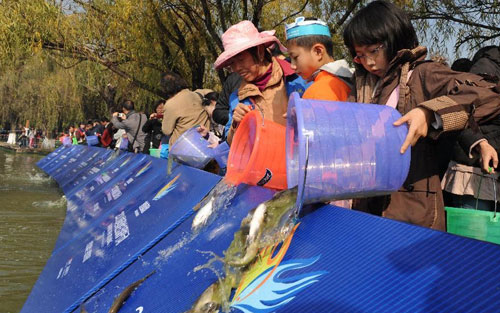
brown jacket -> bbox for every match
[162,88,212,146]
[226,57,290,144]
[349,46,500,230]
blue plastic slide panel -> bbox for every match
[61,150,128,195]
[42,145,88,175]
[36,145,66,169]
[51,148,112,186]
[37,145,84,173]
[43,145,89,175]
[84,203,500,313]
[48,147,96,181]
[81,184,275,313]
[64,153,148,209]
[21,164,222,313]
[232,206,500,313]
[53,154,163,252]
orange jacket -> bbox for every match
[302,71,350,101]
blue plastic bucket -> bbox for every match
[169,127,214,169]
[119,137,129,150]
[86,135,99,146]
[62,136,72,147]
[213,142,230,168]
[286,93,410,208]
[160,144,169,159]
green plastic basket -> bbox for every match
[149,148,161,158]
[446,172,499,245]
[446,206,500,244]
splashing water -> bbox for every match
[155,180,238,267]
[191,179,238,232]
[32,196,67,208]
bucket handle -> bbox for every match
[248,98,265,127]
[475,173,498,219]
[295,134,310,218]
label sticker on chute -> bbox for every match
[256,169,273,186]
[106,224,113,246]
[102,173,111,182]
[83,241,93,263]
[139,201,150,214]
[56,258,72,279]
[114,211,130,246]
[111,185,122,200]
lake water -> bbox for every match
[0,149,66,313]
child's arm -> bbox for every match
[393,107,435,154]
[395,63,500,153]
[414,63,500,133]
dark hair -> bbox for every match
[268,43,284,57]
[343,1,418,62]
[246,45,273,64]
[154,99,165,110]
[288,35,334,57]
[101,117,109,123]
[202,92,219,106]
[121,99,135,111]
[160,72,189,98]
[472,45,499,64]
[451,58,473,72]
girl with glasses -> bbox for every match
[343,0,500,230]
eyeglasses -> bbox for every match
[353,44,385,64]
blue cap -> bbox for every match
[285,17,331,40]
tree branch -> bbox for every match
[332,0,361,34]
[272,0,309,29]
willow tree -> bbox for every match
[0,0,498,130]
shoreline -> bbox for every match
[0,142,53,155]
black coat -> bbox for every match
[213,72,242,126]
[142,118,163,152]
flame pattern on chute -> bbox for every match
[231,223,327,313]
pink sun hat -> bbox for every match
[214,21,287,70]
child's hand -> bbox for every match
[233,103,252,123]
[196,125,209,137]
[393,107,434,154]
[477,140,498,173]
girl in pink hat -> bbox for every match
[215,21,309,145]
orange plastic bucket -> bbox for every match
[226,110,287,190]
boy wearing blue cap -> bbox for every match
[285,17,352,101]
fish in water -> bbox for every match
[192,196,215,231]
[247,203,266,245]
[226,187,297,268]
[188,187,298,311]
[108,270,156,313]
[186,282,221,313]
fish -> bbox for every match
[186,282,221,313]
[108,271,156,313]
[188,187,299,310]
[192,196,215,231]
[225,187,297,268]
[247,203,266,245]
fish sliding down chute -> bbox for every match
[29,144,500,313]
[81,190,500,313]
[22,147,221,313]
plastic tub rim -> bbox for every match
[287,93,308,210]
[226,110,262,185]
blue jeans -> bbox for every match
[449,194,496,211]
